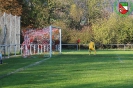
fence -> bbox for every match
[62,44,133,51]
[0,44,61,58]
[0,43,133,58]
[0,12,21,54]
[0,44,20,58]
[96,44,133,50]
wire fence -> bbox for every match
[62,44,133,51]
[0,44,61,58]
[0,12,20,54]
[0,43,133,59]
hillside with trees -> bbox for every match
[0,0,133,44]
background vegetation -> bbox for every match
[0,0,133,44]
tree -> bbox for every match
[87,0,104,24]
[21,0,48,28]
[21,0,61,28]
[92,13,133,44]
[0,0,22,16]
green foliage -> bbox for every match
[92,13,133,44]
[21,0,57,28]
[70,4,83,22]
[2,0,132,44]
[20,0,107,43]
[87,0,104,23]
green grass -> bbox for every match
[0,50,133,88]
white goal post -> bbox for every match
[21,25,62,58]
[49,25,62,57]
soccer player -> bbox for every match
[89,40,96,55]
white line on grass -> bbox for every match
[0,57,50,79]
[115,54,123,63]
[64,50,77,54]
[65,52,74,54]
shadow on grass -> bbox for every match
[63,81,133,88]
[0,55,47,78]
[0,52,133,88]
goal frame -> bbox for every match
[49,25,62,57]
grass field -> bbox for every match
[0,50,133,88]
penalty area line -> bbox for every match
[0,57,50,79]
[115,54,123,63]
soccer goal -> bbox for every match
[21,25,62,58]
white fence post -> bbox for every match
[49,26,52,57]
[38,44,39,54]
[20,45,23,55]
[41,45,42,54]
[59,29,62,54]
[9,14,12,55]
[44,45,45,52]
[8,45,10,58]
[15,15,16,45]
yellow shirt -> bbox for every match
[89,41,95,49]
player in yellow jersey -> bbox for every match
[89,40,96,55]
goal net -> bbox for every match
[21,26,62,58]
